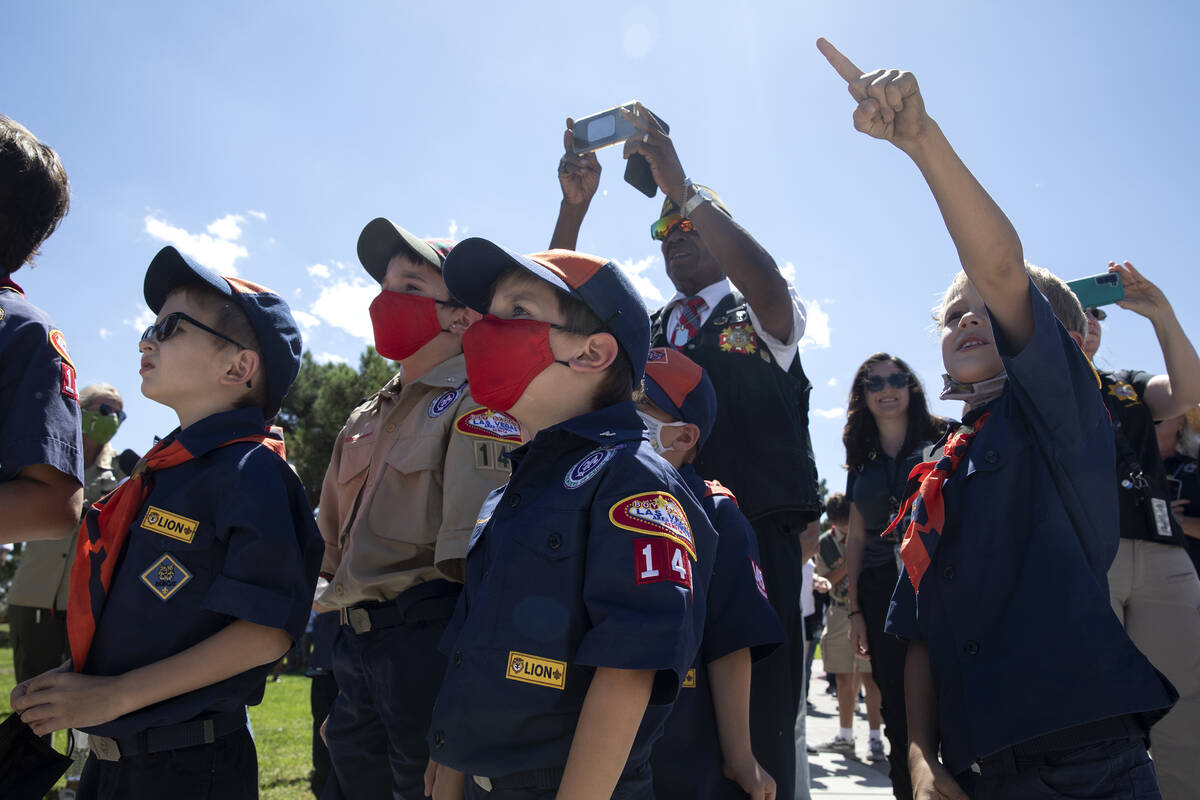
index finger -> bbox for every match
[816,37,864,84]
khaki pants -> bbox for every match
[1109,538,1200,800]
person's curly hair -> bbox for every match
[843,352,944,471]
[0,116,70,273]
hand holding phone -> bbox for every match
[570,101,670,198]
[1068,272,1125,310]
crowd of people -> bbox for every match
[2,37,1198,800]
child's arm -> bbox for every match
[557,667,654,800]
[11,619,290,736]
[0,464,82,543]
[818,38,1033,351]
[904,642,968,800]
[710,648,776,800]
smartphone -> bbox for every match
[572,102,643,155]
[1067,272,1125,310]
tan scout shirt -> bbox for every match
[317,355,511,608]
[9,445,124,610]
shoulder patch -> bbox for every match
[140,553,193,601]
[0,307,5,323]
[428,385,464,418]
[140,505,199,544]
[750,557,769,600]
[455,407,522,443]
[564,445,623,489]
[49,329,78,401]
[48,329,74,367]
[646,348,668,364]
[1184,463,1197,475]
[609,491,696,560]
[704,479,738,504]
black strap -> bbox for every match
[344,579,460,633]
[115,709,246,757]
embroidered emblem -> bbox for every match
[48,329,74,366]
[60,362,78,402]
[140,553,193,601]
[718,322,758,355]
[1106,381,1140,405]
[682,668,697,688]
[609,492,696,561]
[455,408,522,443]
[1183,463,1197,475]
[428,386,463,418]
[140,505,199,544]
[0,307,5,323]
[564,445,621,489]
[751,558,769,600]
[646,349,668,363]
[634,538,693,592]
[506,651,566,690]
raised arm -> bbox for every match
[550,119,602,250]
[817,38,1032,351]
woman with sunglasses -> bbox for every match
[841,353,943,800]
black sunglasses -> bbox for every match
[863,373,911,393]
[93,403,127,423]
[141,312,250,352]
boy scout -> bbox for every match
[428,239,718,799]
[0,114,83,545]
[635,347,783,800]
[316,219,509,800]
[11,245,322,800]
[819,40,1176,799]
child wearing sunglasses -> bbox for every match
[12,245,322,800]
[819,38,1175,800]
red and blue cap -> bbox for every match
[443,237,652,380]
[144,245,303,421]
[357,217,455,284]
[642,347,717,447]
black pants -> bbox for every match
[8,605,68,683]
[78,727,257,800]
[748,512,809,797]
[311,672,339,798]
[859,561,912,800]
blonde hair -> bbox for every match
[79,382,122,408]
[936,262,1086,338]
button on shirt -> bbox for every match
[429,402,718,777]
[81,407,323,739]
[663,279,806,371]
[885,281,1177,774]
[316,355,510,606]
[0,284,83,484]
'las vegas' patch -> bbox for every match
[609,492,696,561]
[140,553,193,601]
[455,408,522,443]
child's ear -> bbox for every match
[221,349,261,388]
[447,305,482,336]
[570,332,618,373]
[1068,330,1085,350]
[670,422,702,455]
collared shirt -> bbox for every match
[0,283,83,484]
[847,445,929,569]
[662,279,806,370]
[316,355,510,607]
[10,447,124,610]
[81,407,323,739]
[885,280,1177,774]
[428,402,718,778]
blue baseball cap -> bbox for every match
[443,237,652,380]
[144,245,302,420]
[357,217,455,283]
[642,347,718,447]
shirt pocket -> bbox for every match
[366,434,445,544]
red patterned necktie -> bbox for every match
[883,412,990,593]
[672,296,706,347]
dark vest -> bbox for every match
[651,293,821,522]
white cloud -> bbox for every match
[780,261,797,284]
[144,215,249,275]
[309,277,376,342]
[448,219,458,239]
[313,352,349,365]
[292,310,321,331]
[307,263,331,280]
[206,214,245,241]
[124,306,156,333]
[613,255,665,305]
[98,328,112,340]
[247,210,267,221]
[798,298,831,352]
[826,377,838,388]
[812,407,846,420]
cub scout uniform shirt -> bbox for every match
[80,407,323,740]
[428,401,718,778]
[317,355,511,606]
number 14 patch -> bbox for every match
[634,537,692,593]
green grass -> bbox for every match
[0,624,318,800]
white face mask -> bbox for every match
[636,410,688,455]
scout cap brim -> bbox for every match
[357,218,449,284]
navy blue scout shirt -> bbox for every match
[885,280,1177,774]
[0,284,83,484]
[648,463,783,800]
[847,447,925,570]
[81,407,323,740]
[429,401,718,778]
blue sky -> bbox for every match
[7,1,1198,494]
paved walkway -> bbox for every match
[805,654,895,798]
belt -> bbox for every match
[88,709,247,762]
[472,762,648,792]
[340,579,460,635]
[973,714,1146,777]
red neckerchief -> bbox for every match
[66,429,286,671]
[883,412,990,593]
[0,275,25,295]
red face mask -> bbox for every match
[462,315,571,411]
[369,291,450,360]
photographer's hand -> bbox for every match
[550,118,601,250]
[620,103,689,206]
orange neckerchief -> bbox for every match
[883,412,990,593]
[66,429,286,671]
